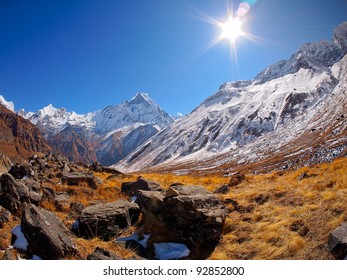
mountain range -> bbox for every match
[1,22,346,174]
[1,93,174,165]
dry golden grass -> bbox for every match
[1,157,346,260]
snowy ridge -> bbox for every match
[117,22,347,172]
[0,95,15,112]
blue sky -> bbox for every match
[0,0,346,115]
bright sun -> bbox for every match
[220,17,243,42]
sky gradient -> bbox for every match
[0,0,346,115]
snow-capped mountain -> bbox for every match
[117,22,347,173]
[0,95,15,112]
[93,93,173,134]
[9,92,173,164]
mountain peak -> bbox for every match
[130,92,152,105]
[0,95,15,112]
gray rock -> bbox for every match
[73,200,140,241]
[137,186,228,259]
[121,178,162,196]
[0,173,30,214]
[21,204,77,260]
[61,172,101,189]
[3,248,16,260]
[328,222,347,259]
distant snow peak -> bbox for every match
[0,95,15,112]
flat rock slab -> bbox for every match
[73,199,140,241]
[61,172,100,189]
[21,204,77,260]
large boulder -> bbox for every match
[0,173,30,214]
[121,177,162,196]
[136,185,228,259]
[73,200,140,241]
[328,222,347,259]
[21,204,77,259]
[229,173,246,187]
[61,172,101,189]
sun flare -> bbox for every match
[220,17,243,42]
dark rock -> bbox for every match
[87,247,123,260]
[21,204,77,259]
[0,173,30,214]
[137,186,228,259]
[229,173,246,187]
[254,194,270,205]
[121,178,162,196]
[61,172,101,189]
[89,162,124,175]
[8,164,33,179]
[0,206,11,228]
[213,184,230,194]
[42,186,55,201]
[328,222,347,259]
[290,220,309,236]
[73,200,140,241]
[22,178,42,205]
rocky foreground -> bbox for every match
[0,154,346,260]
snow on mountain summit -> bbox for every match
[0,95,15,112]
[93,92,173,134]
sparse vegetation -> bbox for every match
[1,157,346,259]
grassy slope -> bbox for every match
[1,157,346,260]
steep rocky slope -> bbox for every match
[0,104,51,164]
[118,22,347,173]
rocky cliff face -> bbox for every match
[0,104,51,163]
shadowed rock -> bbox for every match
[21,204,77,259]
[328,222,347,259]
[136,185,228,259]
[61,172,101,189]
[121,177,162,196]
[0,173,30,214]
[73,200,140,241]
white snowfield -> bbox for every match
[117,22,347,172]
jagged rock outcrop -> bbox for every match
[21,204,77,259]
[121,177,163,196]
[73,200,140,241]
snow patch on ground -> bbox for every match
[11,225,28,251]
[154,242,190,260]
